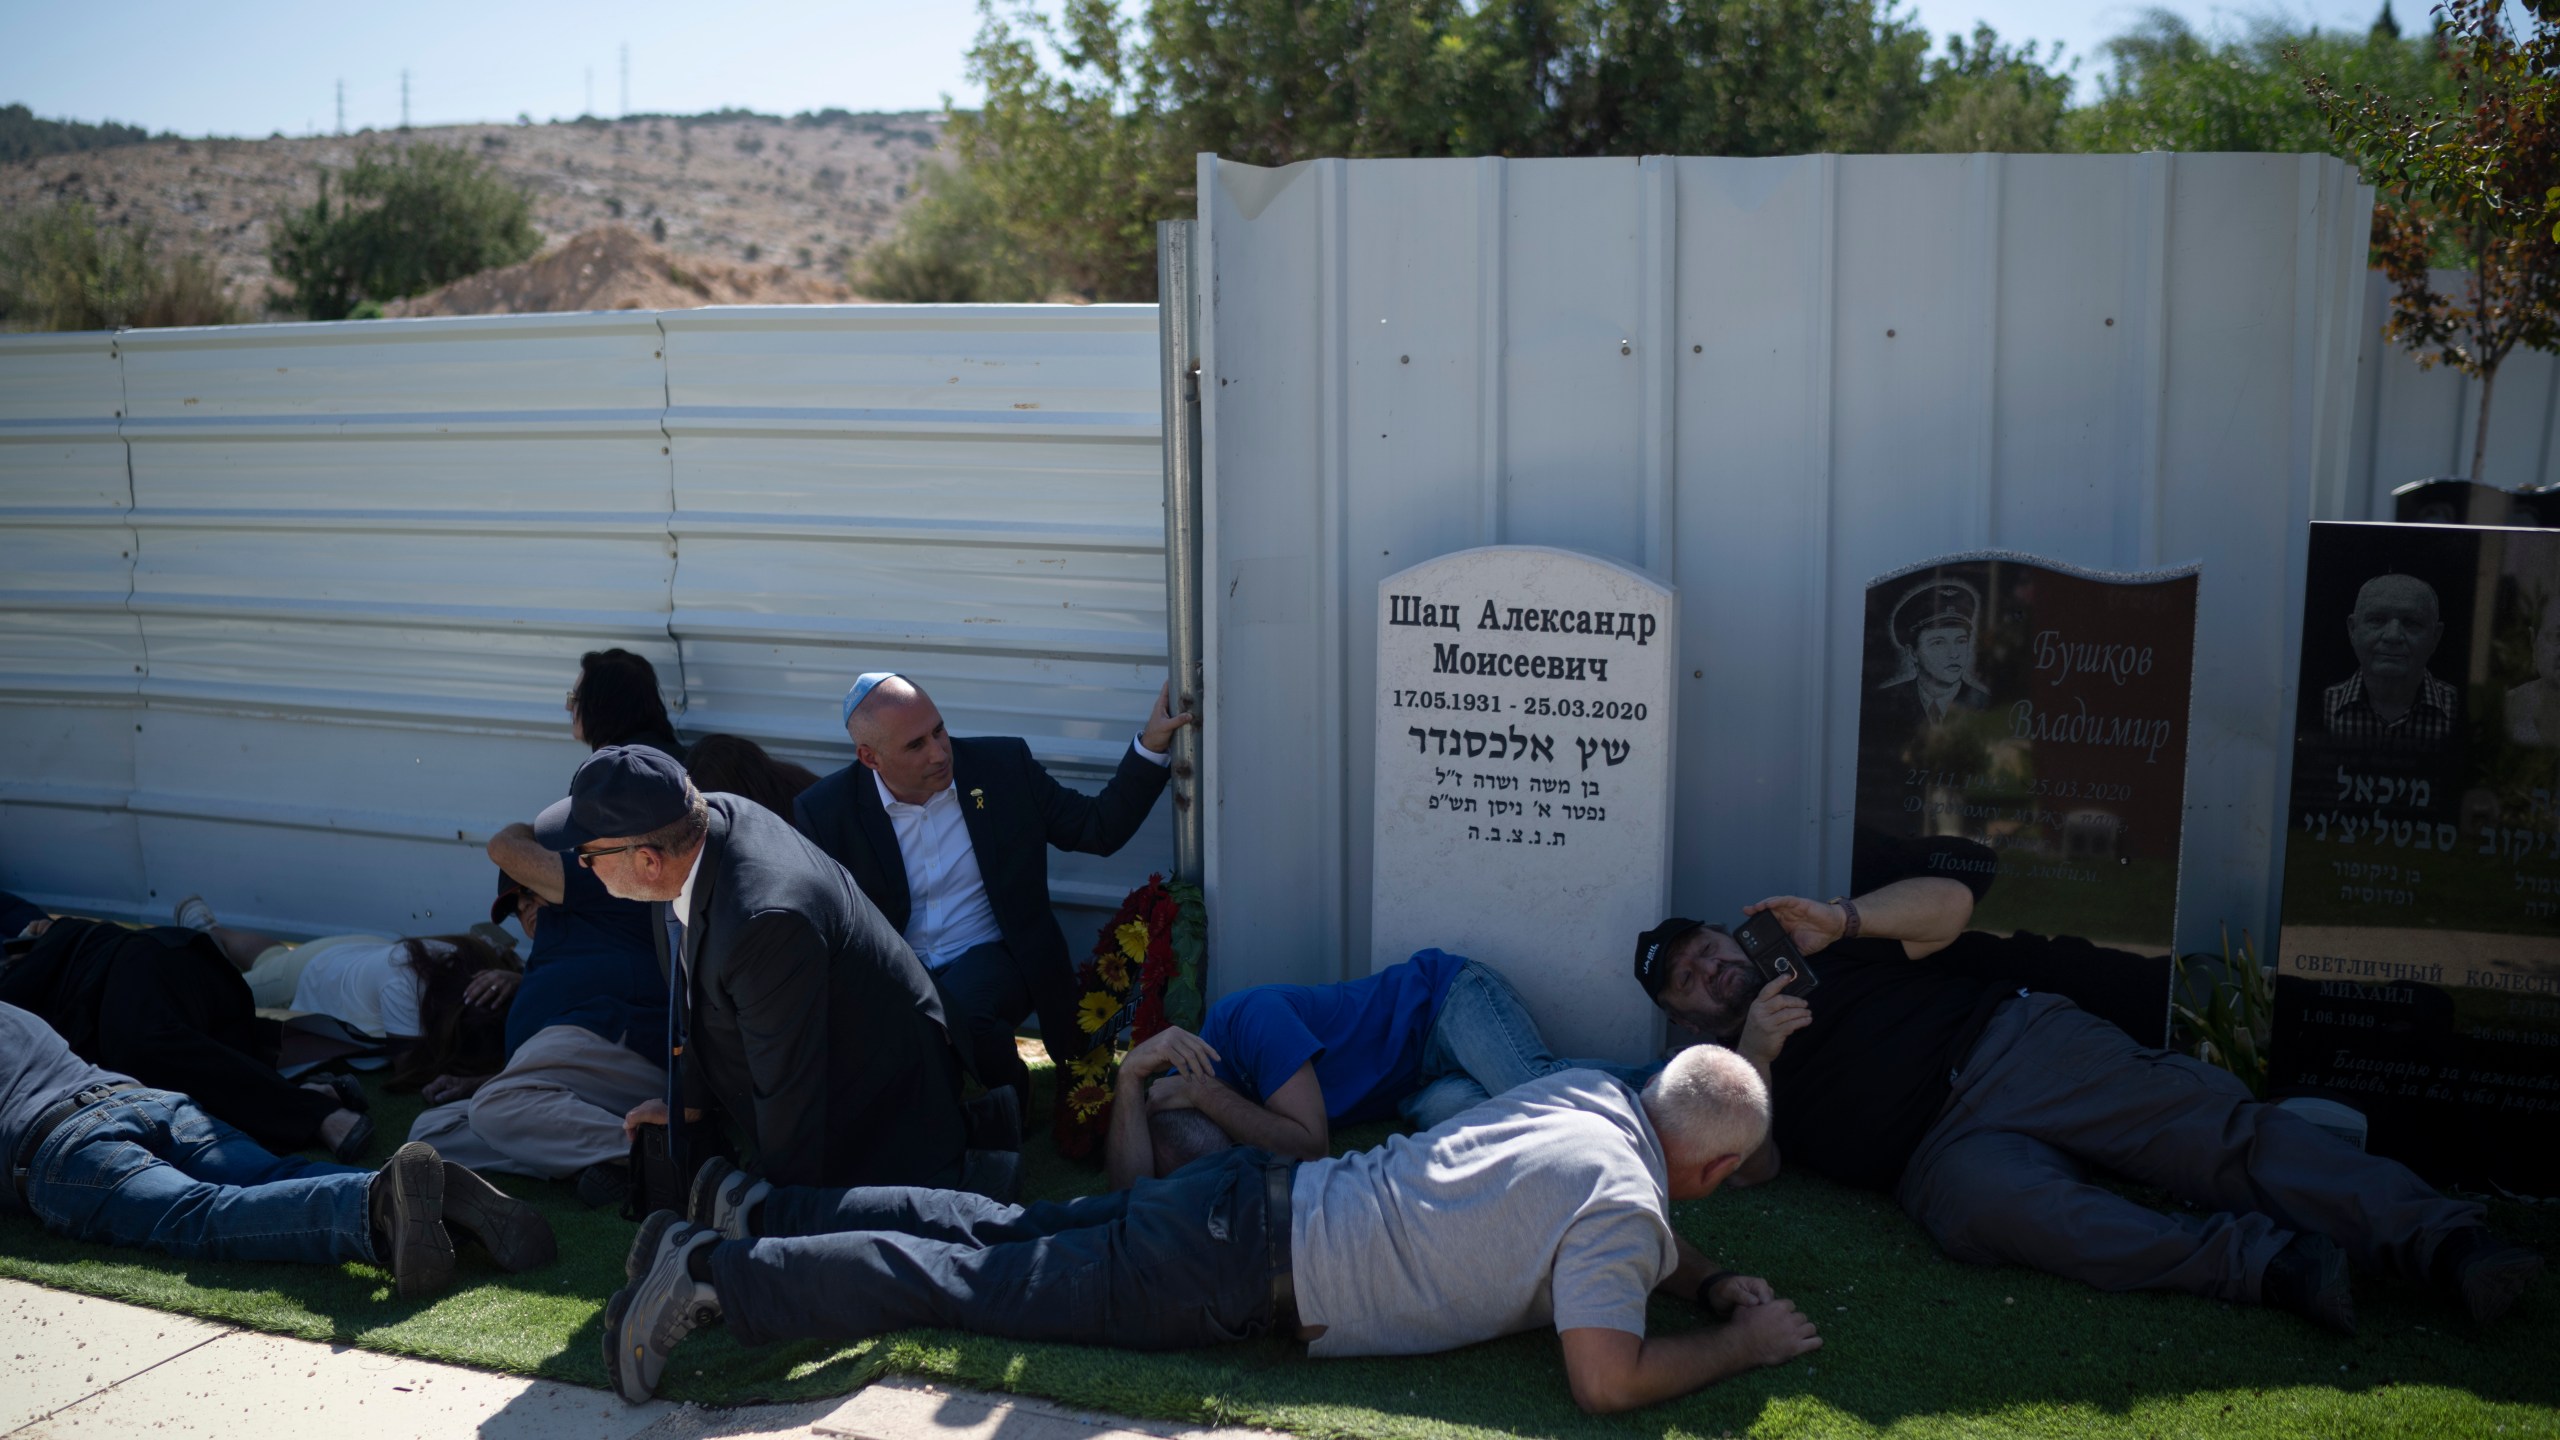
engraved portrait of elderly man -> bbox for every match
[1872,578,1993,740]
[2324,573,2457,749]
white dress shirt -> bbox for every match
[879,734,1170,972]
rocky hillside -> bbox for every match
[0,111,942,314]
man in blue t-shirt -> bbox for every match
[1103,949,1657,1188]
[409,830,670,1201]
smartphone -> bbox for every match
[1734,911,1820,995]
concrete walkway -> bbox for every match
[2,1279,1282,1440]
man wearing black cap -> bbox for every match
[538,745,992,1194]
[1629,840,2543,1335]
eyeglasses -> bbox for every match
[574,842,647,868]
[564,689,580,709]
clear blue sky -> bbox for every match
[0,0,2410,139]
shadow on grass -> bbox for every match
[4,1063,2555,1440]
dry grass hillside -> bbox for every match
[385,223,853,314]
[0,111,940,315]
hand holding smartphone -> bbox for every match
[1734,911,1821,995]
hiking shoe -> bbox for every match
[369,1141,454,1300]
[2432,1228,2546,1324]
[2262,1232,2355,1336]
[172,895,218,932]
[683,1156,769,1247]
[603,1211,722,1404]
[440,1161,556,1273]
[576,1160,631,1211]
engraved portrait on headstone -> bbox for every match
[1850,553,2201,961]
[1370,546,1676,1062]
[2273,521,2560,1192]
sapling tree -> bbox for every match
[2306,0,2560,483]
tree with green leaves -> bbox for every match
[1903,23,2073,154]
[0,200,237,332]
[2307,0,2560,482]
[268,145,541,321]
[868,0,1946,302]
[2066,8,2450,155]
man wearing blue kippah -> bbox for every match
[794,673,1191,1114]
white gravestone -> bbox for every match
[1370,546,1676,1062]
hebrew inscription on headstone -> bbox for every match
[1850,552,2201,962]
[2273,521,2560,1192]
[1370,546,1675,1062]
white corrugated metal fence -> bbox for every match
[0,305,1172,944]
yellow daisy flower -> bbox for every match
[1116,920,1149,963]
[1077,991,1119,1034]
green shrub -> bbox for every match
[267,144,540,320]
[0,200,239,331]
[855,157,1039,302]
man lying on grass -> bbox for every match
[1101,947,1657,1190]
[0,999,553,1299]
[603,1045,1819,1413]
[1635,833,2545,1336]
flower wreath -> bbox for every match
[1052,873,1205,1159]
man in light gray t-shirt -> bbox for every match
[606,1047,1823,1414]
[1291,1069,1683,1357]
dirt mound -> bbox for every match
[385,225,857,316]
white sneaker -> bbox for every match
[172,895,218,932]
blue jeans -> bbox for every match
[720,1147,1286,1350]
[25,1088,376,1265]
[1400,961,1663,1130]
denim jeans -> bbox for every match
[1400,961,1663,1130]
[25,1088,376,1265]
[718,1146,1286,1350]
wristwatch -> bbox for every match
[1831,896,1861,941]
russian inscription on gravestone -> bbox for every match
[1371,546,1675,1062]
[1850,553,2200,966]
[2273,521,2560,1192]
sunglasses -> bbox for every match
[574,842,648,868]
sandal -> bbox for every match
[329,1113,376,1165]
[308,1071,370,1114]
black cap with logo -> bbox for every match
[1632,917,1705,1001]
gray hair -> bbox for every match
[1148,1105,1235,1177]
[1640,1044,1771,1161]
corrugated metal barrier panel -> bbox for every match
[0,305,1170,945]
[1198,152,2374,996]
[2347,268,2560,506]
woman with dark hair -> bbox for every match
[683,733,820,820]
[569,648,685,761]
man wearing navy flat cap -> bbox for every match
[794,673,1192,1113]
[540,745,983,1193]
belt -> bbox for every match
[11,1082,140,1201]
[1263,1157,1298,1331]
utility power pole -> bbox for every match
[585,67,594,117]
[400,70,410,129]
[335,79,344,135]
[619,44,629,117]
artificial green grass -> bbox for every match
[3,1062,2555,1440]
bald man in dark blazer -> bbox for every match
[794,673,1189,1110]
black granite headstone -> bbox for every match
[1850,554,2201,1044]
[2392,478,2556,528]
[2273,521,2560,1192]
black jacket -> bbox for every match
[661,794,972,1189]
[792,736,1170,1061]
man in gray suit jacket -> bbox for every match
[538,746,990,1192]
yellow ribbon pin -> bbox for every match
[970,788,985,810]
